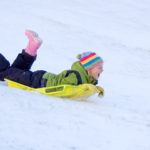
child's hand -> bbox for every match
[96,86,104,98]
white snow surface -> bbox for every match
[0,0,150,150]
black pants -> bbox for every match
[0,50,46,88]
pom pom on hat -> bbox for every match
[77,54,82,59]
[77,51,103,70]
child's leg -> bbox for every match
[0,54,10,72]
[0,54,46,86]
[11,50,36,70]
[4,68,46,88]
[11,30,42,70]
[0,30,45,87]
[0,54,46,87]
[0,51,36,81]
[0,53,10,81]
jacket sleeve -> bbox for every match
[60,73,78,85]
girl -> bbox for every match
[0,30,104,97]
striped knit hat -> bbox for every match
[77,52,103,71]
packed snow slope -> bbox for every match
[0,0,150,150]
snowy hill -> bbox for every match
[0,0,150,150]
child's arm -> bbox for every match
[60,73,79,85]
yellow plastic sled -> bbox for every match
[5,79,99,99]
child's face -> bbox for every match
[88,64,103,80]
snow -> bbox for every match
[0,0,150,149]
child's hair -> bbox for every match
[77,52,103,70]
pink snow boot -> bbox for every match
[25,30,42,56]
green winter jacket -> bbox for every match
[42,61,97,87]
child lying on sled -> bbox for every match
[0,30,104,97]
